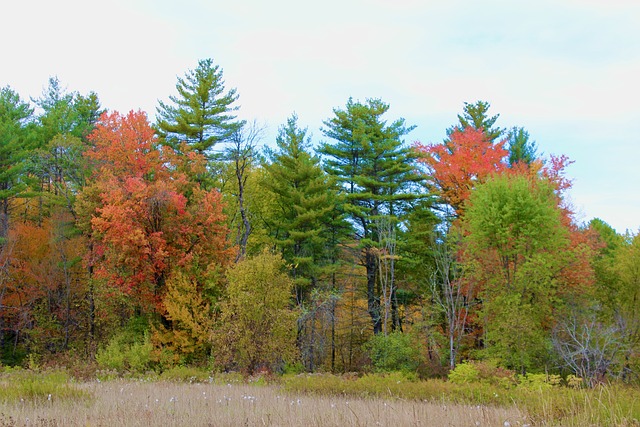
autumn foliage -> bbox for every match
[0,71,636,386]
[83,110,231,325]
[414,127,508,214]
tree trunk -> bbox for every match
[235,157,250,263]
[0,197,8,245]
[365,248,381,334]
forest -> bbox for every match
[0,57,638,389]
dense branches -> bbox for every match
[0,71,635,385]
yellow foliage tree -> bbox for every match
[212,250,298,373]
[153,271,214,365]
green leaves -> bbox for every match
[156,58,243,155]
[463,174,569,371]
[263,114,347,298]
[466,174,566,266]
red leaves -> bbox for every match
[86,111,159,179]
[84,110,231,312]
[414,127,508,214]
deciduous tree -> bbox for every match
[213,250,298,374]
[415,126,507,215]
[464,173,568,372]
[83,110,231,330]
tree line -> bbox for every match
[0,59,637,386]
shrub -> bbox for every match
[96,332,153,373]
[448,362,479,384]
[517,372,561,390]
[365,331,424,373]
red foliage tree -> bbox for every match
[83,111,232,315]
[414,126,508,215]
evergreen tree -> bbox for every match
[156,58,243,156]
[31,77,103,218]
[507,126,538,166]
[0,86,34,242]
[319,98,422,334]
[263,115,349,370]
[446,100,502,142]
[33,77,100,143]
[263,114,347,303]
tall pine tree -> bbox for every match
[263,113,347,303]
[263,114,349,369]
[156,58,243,157]
[446,100,503,143]
[0,86,34,242]
[319,98,421,334]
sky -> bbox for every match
[2,0,639,233]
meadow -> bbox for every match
[0,368,637,426]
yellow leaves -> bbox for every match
[212,250,298,373]
[153,271,214,361]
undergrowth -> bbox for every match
[0,367,90,403]
[281,371,640,426]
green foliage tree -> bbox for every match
[28,77,102,225]
[464,174,568,372]
[33,77,101,143]
[507,127,538,166]
[263,114,349,370]
[365,330,424,373]
[263,113,346,301]
[589,219,625,315]
[213,250,298,373]
[319,98,422,334]
[446,100,502,143]
[613,230,640,380]
[156,58,243,157]
[0,86,34,242]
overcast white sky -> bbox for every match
[2,0,639,233]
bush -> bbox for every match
[517,372,561,390]
[96,332,153,373]
[365,331,423,373]
[448,362,479,384]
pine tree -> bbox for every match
[156,58,243,157]
[0,86,34,243]
[446,100,503,143]
[263,114,348,303]
[319,98,422,334]
[34,77,100,143]
[507,126,538,166]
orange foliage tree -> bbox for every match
[82,111,232,327]
[414,127,508,215]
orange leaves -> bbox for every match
[86,111,159,179]
[84,110,231,312]
[414,127,508,214]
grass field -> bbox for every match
[0,380,525,427]
[0,369,638,426]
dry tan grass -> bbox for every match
[0,380,527,426]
